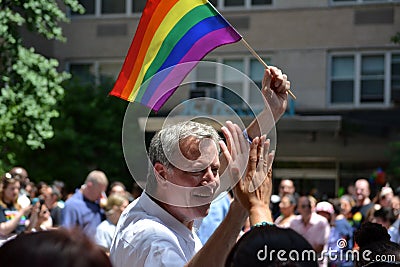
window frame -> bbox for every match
[327,51,399,109]
[330,0,400,6]
[70,0,274,18]
[190,56,271,112]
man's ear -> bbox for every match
[154,162,167,180]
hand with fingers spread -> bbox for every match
[233,135,275,225]
[219,121,250,189]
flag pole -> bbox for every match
[241,38,296,100]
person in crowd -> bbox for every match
[271,179,297,219]
[61,170,108,238]
[371,207,399,243]
[0,173,33,238]
[9,167,31,208]
[53,180,68,205]
[274,194,296,228]
[109,181,127,196]
[197,192,232,244]
[95,193,129,253]
[392,195,400,217]
[339,194,356,223]
[379,186,395,208]
[109,181,134,202]
[290,196,330,267]
[354,222,400,267]
[316,201,353,267]
[226,224,318,267]
[351,178,374,230]
[31,197,53,231]
[110,66,290,267]
[44,185,63,227]
[0,228,112,267]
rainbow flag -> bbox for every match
[109,0,242,111]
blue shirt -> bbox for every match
[61,189,105,238]
[196,193,231,245]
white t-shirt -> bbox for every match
[95,219,116,251]
[110,192,203,267]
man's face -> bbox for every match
[279,180,295,196]
[164,137,220,220]
[355,180,370,203]
[88,182,107,202]
[297,197,311,217]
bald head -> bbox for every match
[279,179,295,197]
[9,167,28,181]
[355,178,371,206]
[83,170,108,202]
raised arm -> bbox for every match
[246,66,290,139]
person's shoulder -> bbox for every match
[97,219,114,230]
[312,212,330,225]
[289,215,302,226]
[64,191,82,203]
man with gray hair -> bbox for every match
[111,66,291,267]
[62,170,109,238]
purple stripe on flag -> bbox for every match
[145,27,241,111]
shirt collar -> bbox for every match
[139,192,197,242]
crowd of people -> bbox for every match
[0,67,399,267]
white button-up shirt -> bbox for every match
[110,192,203,267]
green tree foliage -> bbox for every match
[0,0,83,171]
[19,76,132,192]
[391,32,400,44]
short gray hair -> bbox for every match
[149,121,221,168]
[85,170,108,187]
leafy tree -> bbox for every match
[391,32,400,44]
[0,0,83,172]
[19,76,133,192]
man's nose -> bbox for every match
[202,167,216,184]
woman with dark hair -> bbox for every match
[355,222,400,267]
[275,194,297,228]
[0,228,112,267]
[226,224,318,267]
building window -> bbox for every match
[392,54,400,103]
[330,56,354,104]
[72,0,271,17]
[329,52,400,107]
[102,0,125,14]
[132,0,146,13]
[212,0,272,9]
[68,61,122,85]
[331,0,394,4]
[189,57,270,114]
[69,63,96,84]
[73,0,95,15]
[225,0,245,7]
[360,55,384,103]
[251,0,273,5]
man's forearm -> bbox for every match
[186,201,247,267]
[246,108,277,140]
